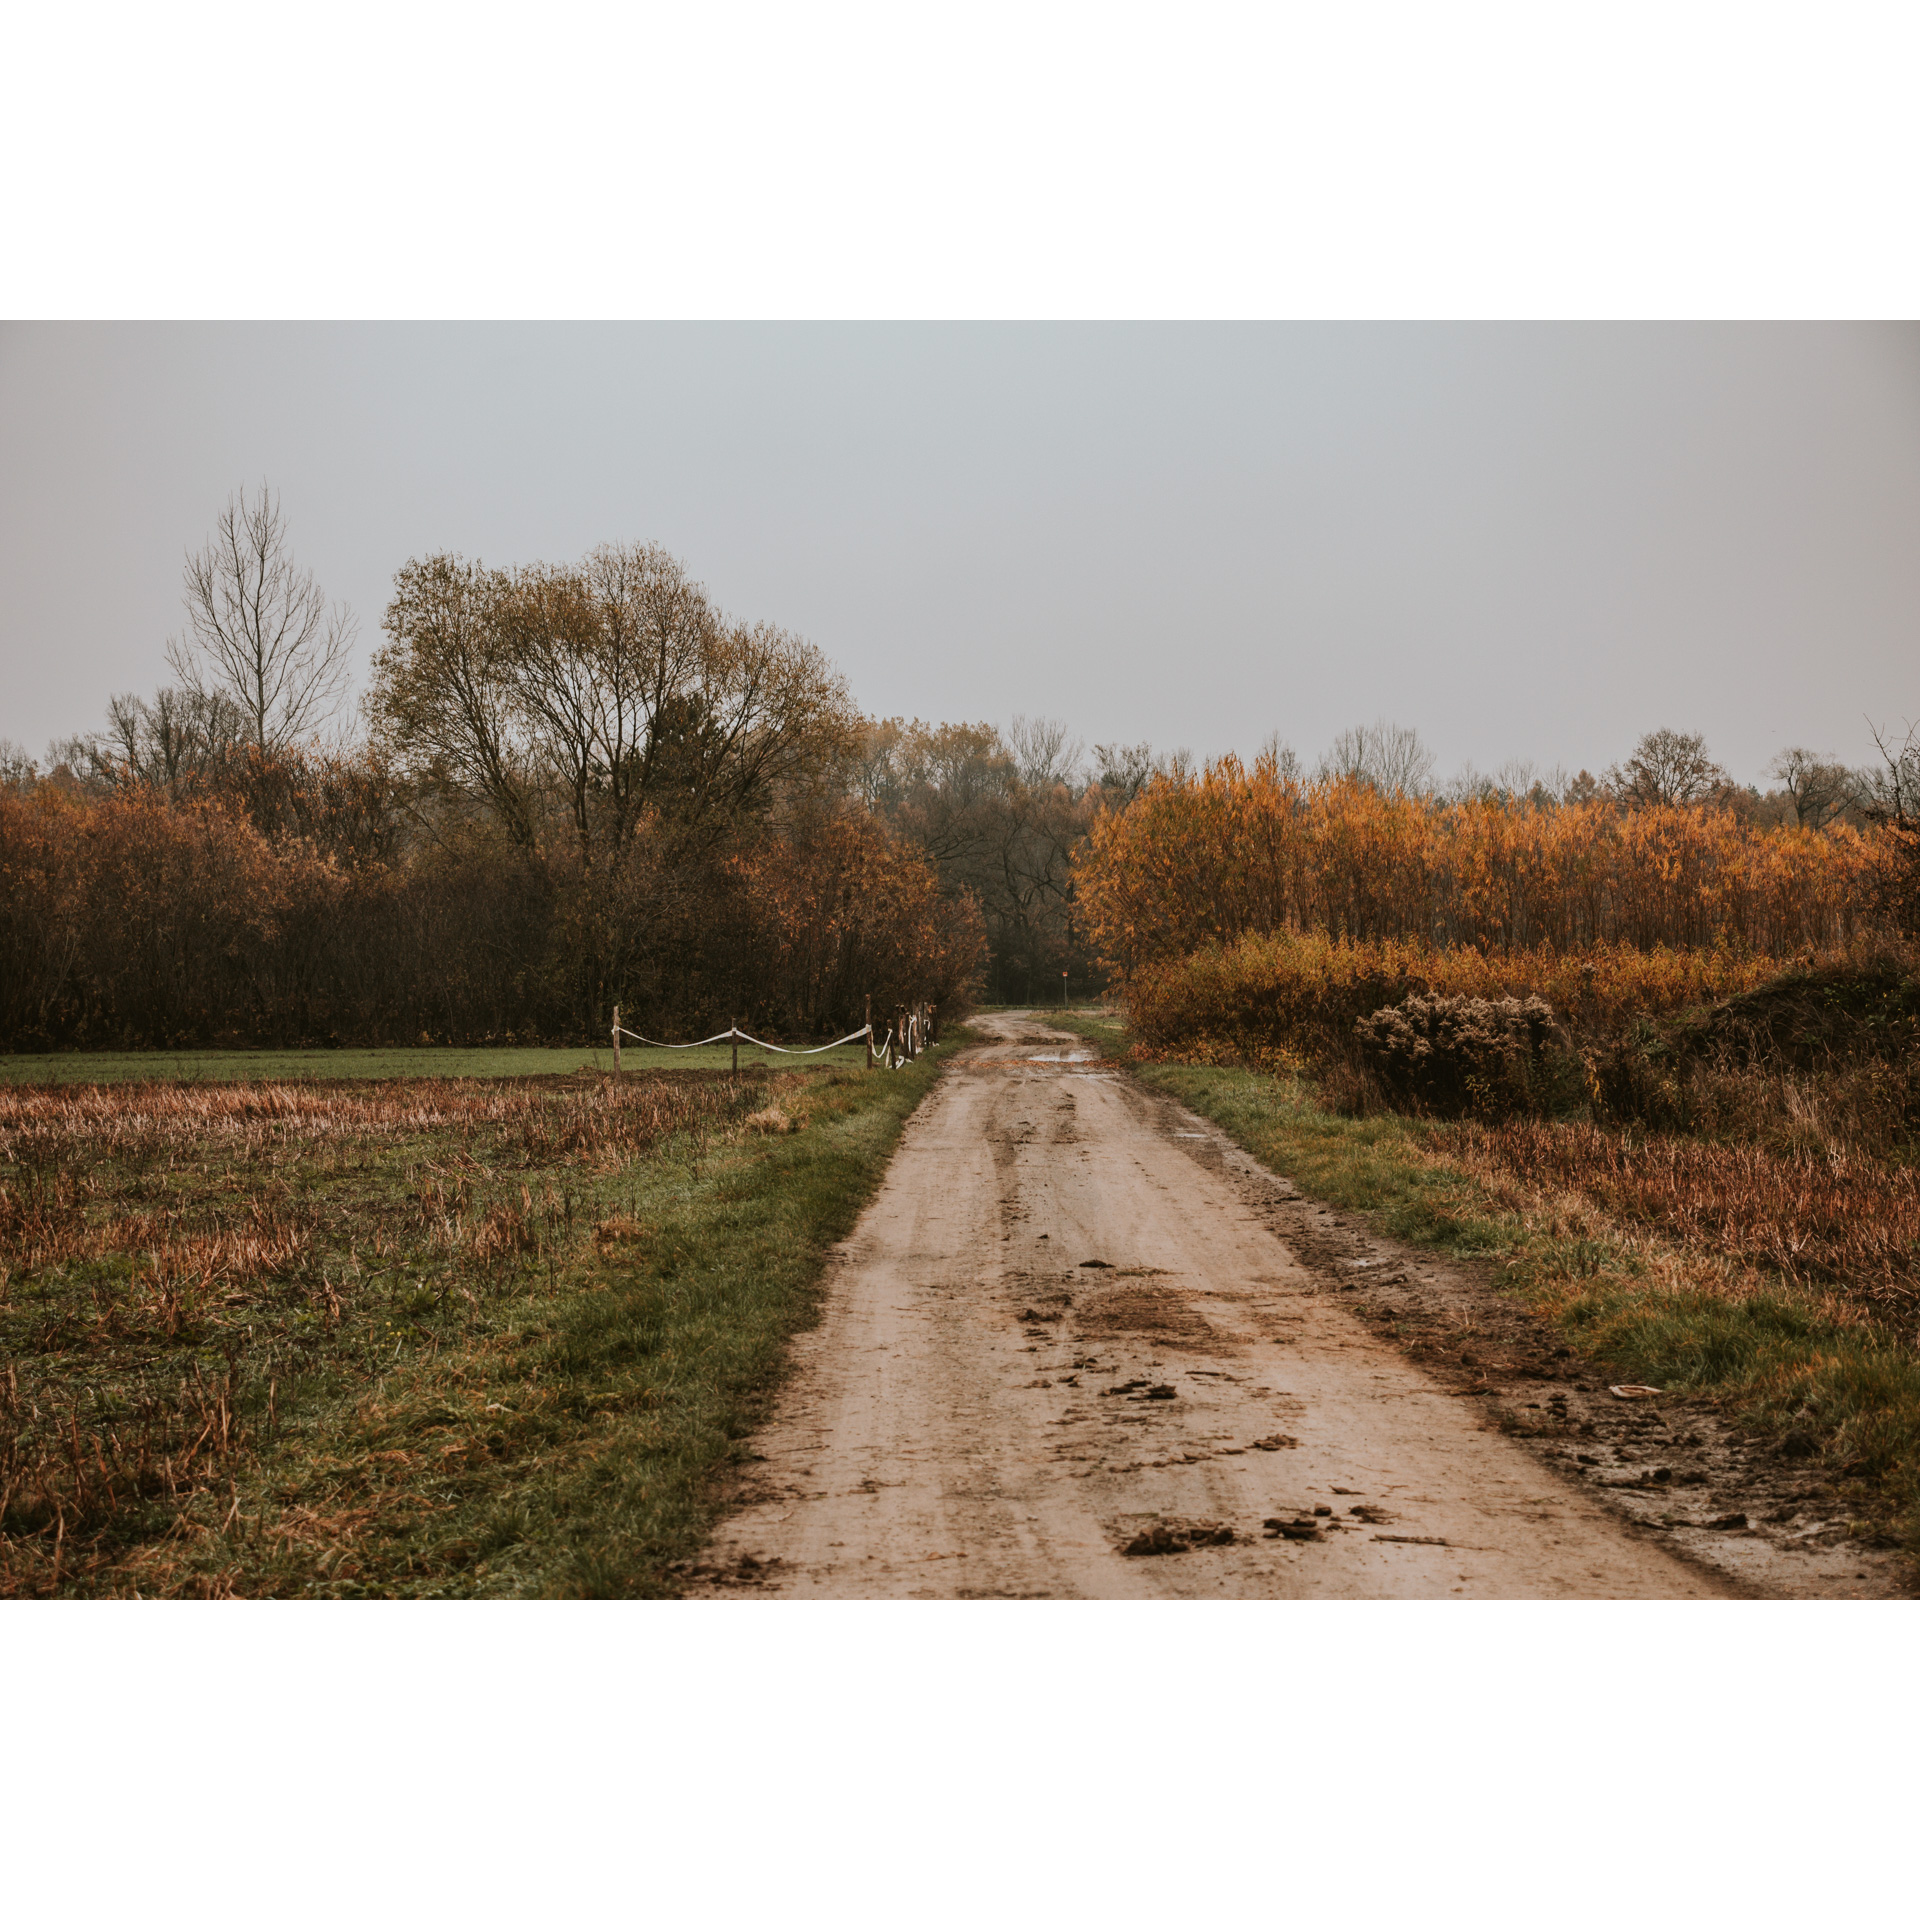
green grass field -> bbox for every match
[0,1041,872,1085]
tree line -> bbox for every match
[3,485,1912,1051]
[1075,753,1898,975]
[1,493,988,1049]
[1,490,1130,1048]
[1072,721,1920,975]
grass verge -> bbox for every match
[1,1041,963,1596]
[1054,1008,1920,1559]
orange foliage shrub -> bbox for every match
[730,806,987,1033]
[0,784,353,1047]
[1076,757,1892,1064]
[1077,757,1884,969]
[1121,930,1777,1067]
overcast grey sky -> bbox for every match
[3,322,1916,785]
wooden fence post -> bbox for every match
[612,1005,622,1075]
[731,1015,739,1079]
[865,995,874,1070]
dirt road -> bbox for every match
[698,1014,1759,1598]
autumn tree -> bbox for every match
[858,713,1104,999]
[368,542,855,871]
[367,541,863,1032]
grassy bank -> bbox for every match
[1057,1008,1920,1557]
[0,1042,963,1596]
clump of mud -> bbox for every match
[1120,1520,1237,1556]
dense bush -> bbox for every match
[1584,953,1920,1145]
[1120,929,1775,1072]
[1354,992,1577,1120]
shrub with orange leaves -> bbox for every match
[1121,928,1780,1068]
[1076,755,1895,1064]
[1077,756,1886,971]
[0,783,353,1048]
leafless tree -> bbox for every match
[1092,740,1157,805]
[1317,720,1437,796]
[115,687,249,786]
[1007,714,1083,790]
[1855,719,1920,936]
[1765,746,1858,828]
[1606,728,1727,808]
[1255,732,1303,782]
[1858,719,1920,821]
[1444,757,1570,807]
[167,483,357,750]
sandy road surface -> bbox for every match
[700,1013,1727,1598]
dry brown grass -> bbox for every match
[1440,1118,1920,1324]
[0,1067,772,1595]
[0,1071,743,1162]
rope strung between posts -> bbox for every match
[609,997,933,1073]
[614,1023,875,1057]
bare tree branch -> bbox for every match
[1605,728,1727,808]
[167,482,356,750]
[1316,720,1437,796]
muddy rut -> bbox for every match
[694,1015,1888,1599]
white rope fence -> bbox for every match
[608,998,936,1073]
[613,1023,872,1056]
